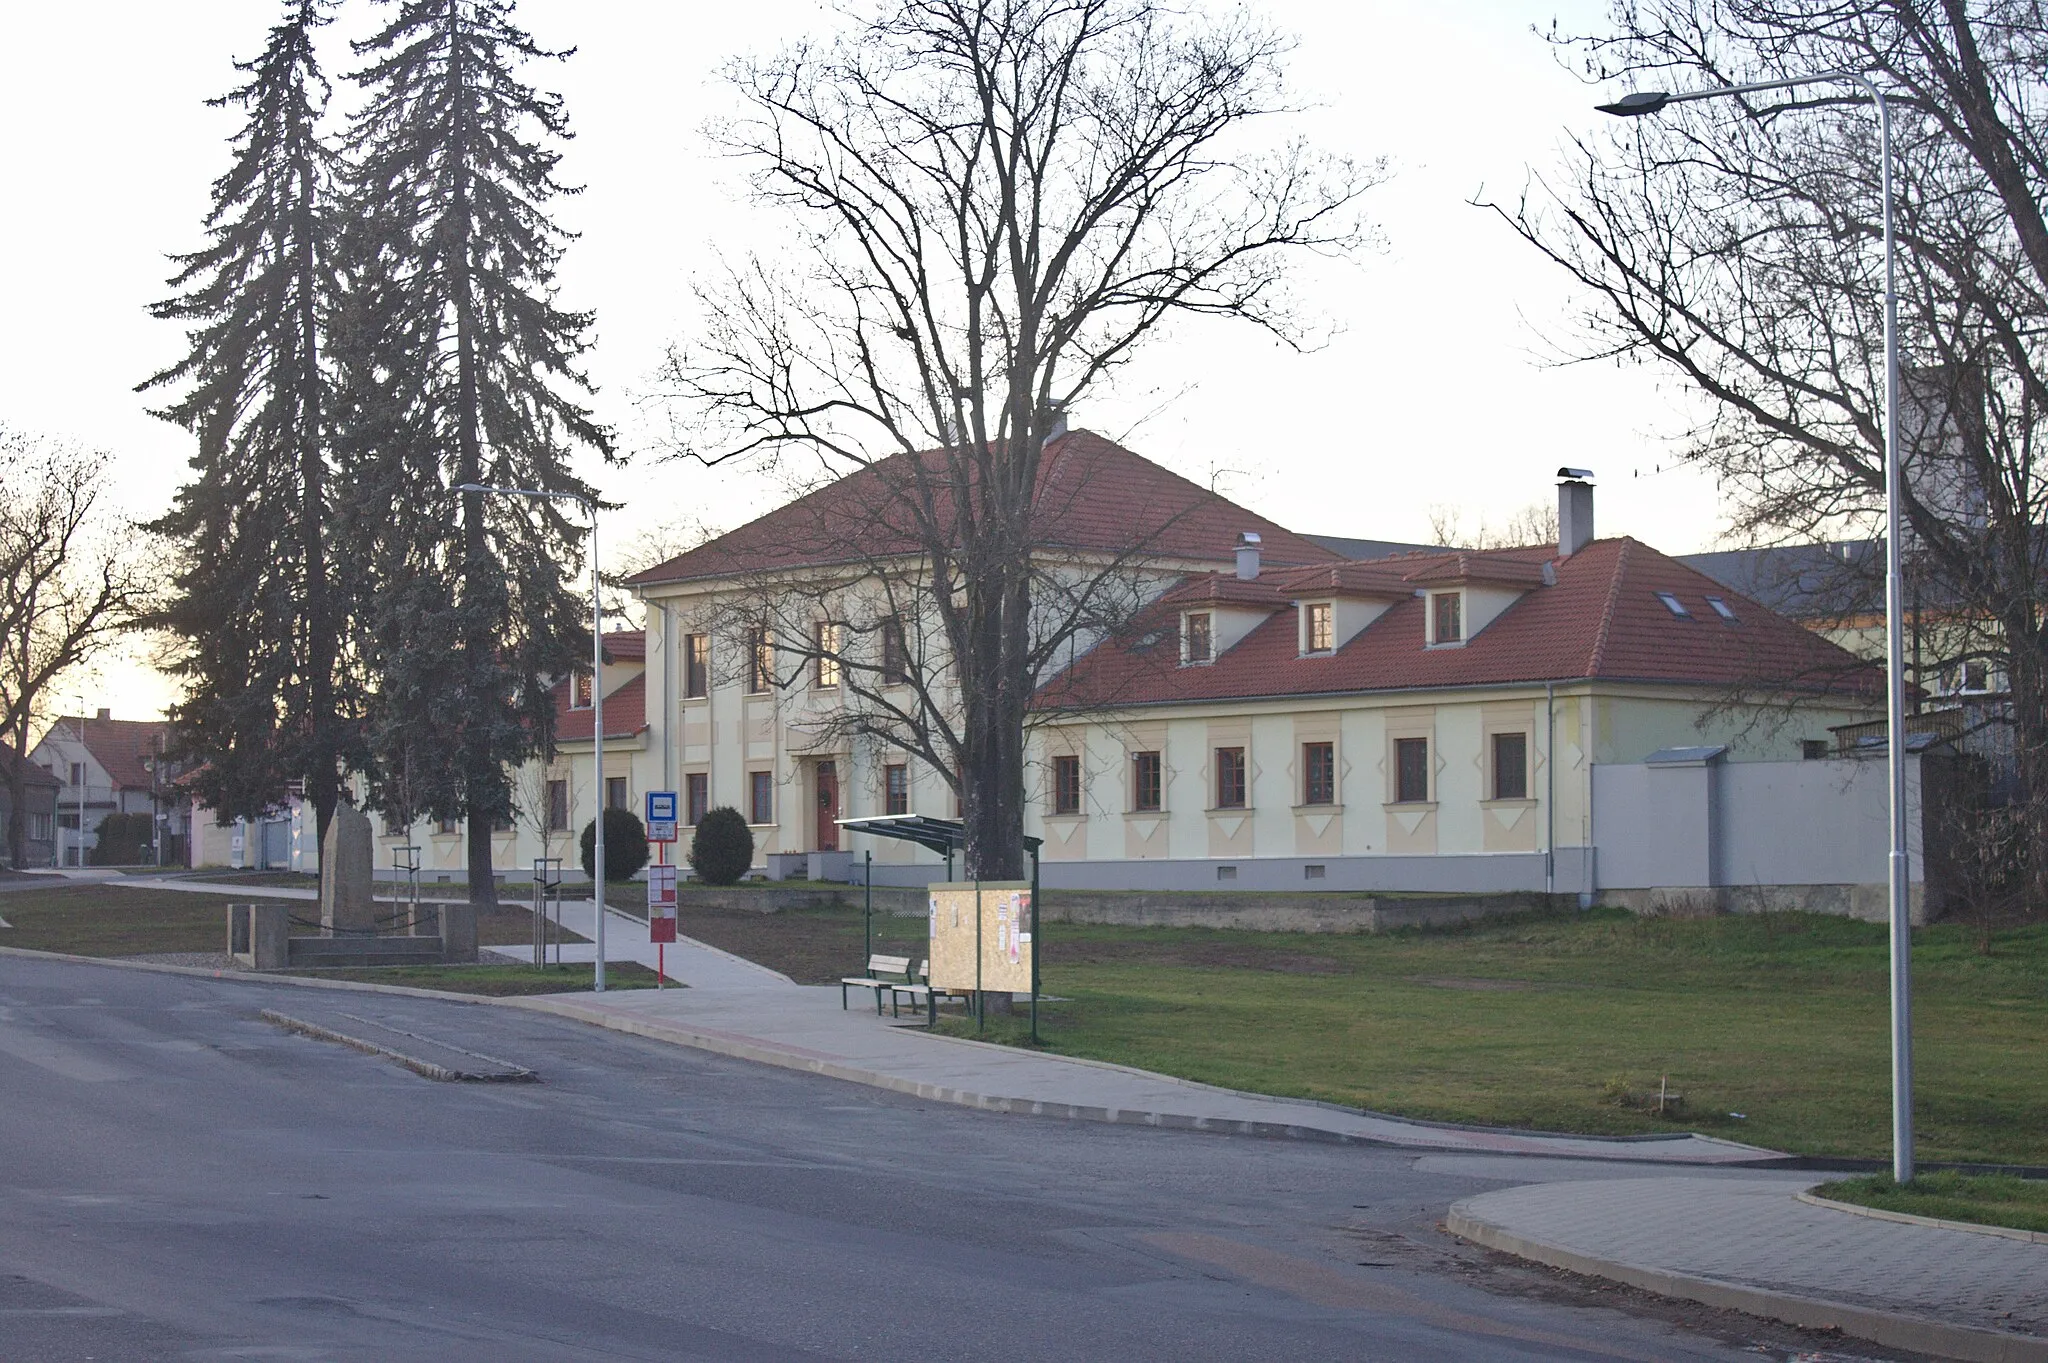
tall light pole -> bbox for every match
[454,483,607,991]
[1599,73,1915,1182]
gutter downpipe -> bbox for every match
[1545,682,1556,897]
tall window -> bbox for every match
[749,770,774,825]
[1214,747,1247,809]
[571,673,593,709]
[683,633,710,699]
[606,776,628,811]
[1431,592,1463,643]
[1051,755,1082,815]
[1184,611,1213,664]
[28,812,53,842]
[1132,750,1162,812]
[884,763,908,815]
[68,761,84,788]
[880,616,909,684]
[438,816,461,835]
[1491,732,1528,801]
[546,779,568,831]
[814,622,842,687]
[1394,737,1429,803]
[1304,602,1333,653]
[1302,741,1335,805]
[747,628,774,693]
[685,772,709,826]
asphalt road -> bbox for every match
[0,955,1910,1362]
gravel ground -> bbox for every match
[120,952,248,970]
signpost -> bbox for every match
[645,791,679,984]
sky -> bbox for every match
[0,0,1723,722]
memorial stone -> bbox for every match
[319,802,376,934]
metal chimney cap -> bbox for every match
[1557,467,1596,481]
[1237,531,1263,546]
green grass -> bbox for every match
[1814,1172,2048,1234]
[681,902,2048,1165]
[0,885,583,956]
[283,961,671,996]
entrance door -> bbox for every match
[814,761,840,851]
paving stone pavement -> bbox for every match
[1450,1176,2048,1358]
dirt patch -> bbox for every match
[1409,976,1537,992]
[1042,937,1352,974]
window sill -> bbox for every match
[1480,797,1537,810]
[1043,813,1087,823]
[1205,806,1252,815]
[1424,640,1465,650]
[1298,649,1335,659]
[1179,659,1215,668]
[1124,808,1167,819]
[1291,803,1343,814]
[1382,801,1437,812]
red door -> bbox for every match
[815,761,840,851]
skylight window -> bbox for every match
[1705,596,1738,622]
[1655,591,1691,618]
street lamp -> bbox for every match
[454,482,608,991]
[1600,72,1916,1182]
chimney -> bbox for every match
[1040,401,1069,444]
[1235,531,1263,580]
[1556,468,1595,558]
[96,707,111,722]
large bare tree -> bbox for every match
[0,429,151,868]
[659,0,1379,880]
[1491,0,2048,905]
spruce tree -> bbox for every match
[141,0,360,849]
[338,0,610,909]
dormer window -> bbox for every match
[571,673,593,709]
[1429,591,1463,645]
[1183,611,1213,665]
[1302,602,1333,654]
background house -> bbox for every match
[0,743,60,869]
[29,711,188,867]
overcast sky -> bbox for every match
[1,0,1722,721]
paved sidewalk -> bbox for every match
[495,904,1778,1164]
[1449,1176,2048,1362]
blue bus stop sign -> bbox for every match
[646,790,678,843]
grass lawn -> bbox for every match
[0,884,583,956]
[282,961,670,996]
[1814,1172,2048,1234]
[678,901,2048,1165]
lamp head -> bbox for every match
[454,482,487,493]
[1596,90,1672,117]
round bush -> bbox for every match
[580,806,650,883]
[688,806,754,885]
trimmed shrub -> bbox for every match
[688,806,754,885]
[89,811,156,865]
[580,806,650,883]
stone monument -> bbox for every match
[319,801,376,934]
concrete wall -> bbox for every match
[1591,752,1927,920]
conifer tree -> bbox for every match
[338,0,610,908]
[142,0,361,849]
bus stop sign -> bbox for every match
[645,790,678,843]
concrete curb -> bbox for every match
[0,944,490,1004]
[1797,1189,2048,1245]
[892,1021,1777,1155]
[1446,1200,2048,1363]
[260,1008,535,1083]
[498,995,1773,1161]
[500,994,1445,1146]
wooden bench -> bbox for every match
[887,959,975,1027]
[841,954,918,1016]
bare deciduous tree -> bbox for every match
[1489,0,2048,907]
[0,428,151,868]
[1425,500,1558,551]
[656,0,1381,881]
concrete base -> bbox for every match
[439,903,478,963]
[764,853,808,882]
[286,936,447,968]
[1597,882,1931,926]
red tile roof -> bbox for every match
[0,743,58,790]
[554,668,647,743]
[58,717,175,792]
[627,431,1342,587]
[1041,538,1881,709]
[601,629,645,662]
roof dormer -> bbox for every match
[1402,553,1548,645]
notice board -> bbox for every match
[927,881,1033,995]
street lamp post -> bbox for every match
[1599,72,1915,1182]
[454,483,607,991]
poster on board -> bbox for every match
[926,882,1032,994]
